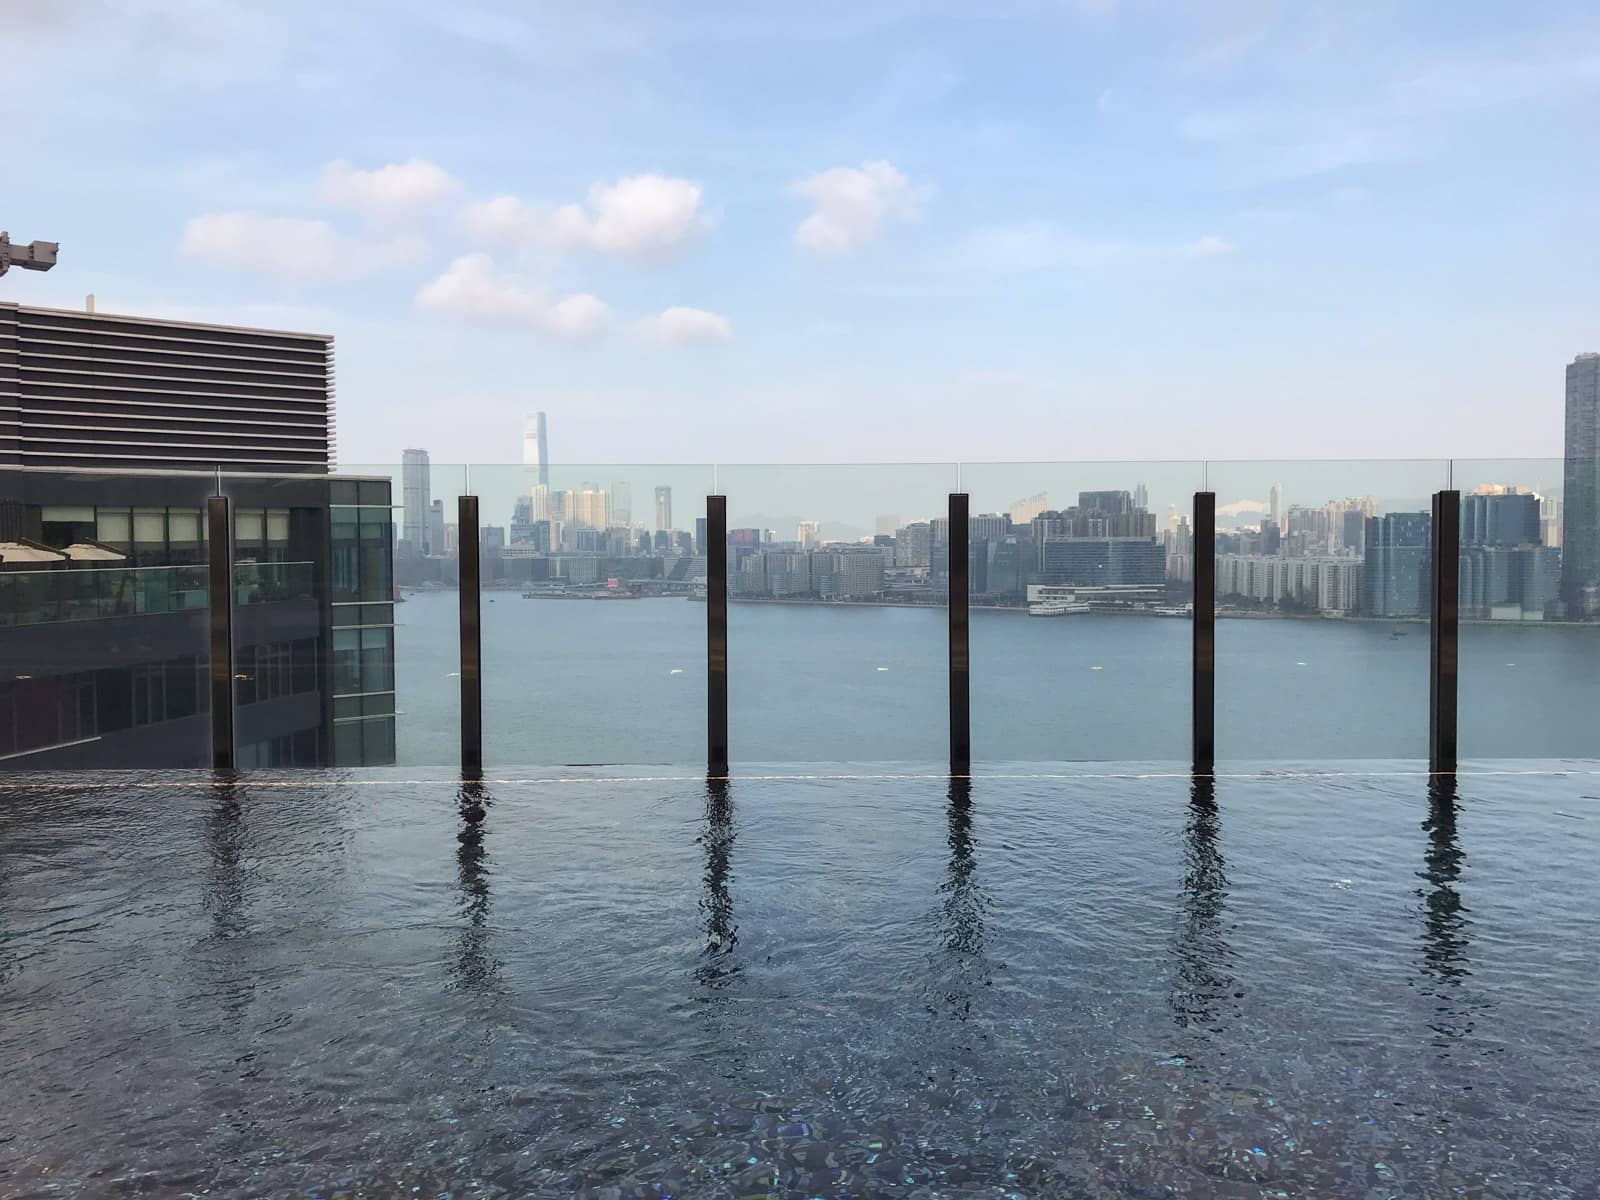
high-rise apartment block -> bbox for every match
[1363,512,1431,617]
[1561,353,1600,616]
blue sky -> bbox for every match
[6,0,1600,468]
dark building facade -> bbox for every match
[1363,511,1431,617]
[0,302,393,769]
[1561,352,1600,616]
[1462,491,1540,548]
[1039,537,1166,587]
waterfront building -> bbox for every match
[894,522,932,569]
[815,546,886,599]
[1039,537,1166,587]
[1363,512,1431,617]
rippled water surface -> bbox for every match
[2,764,1598,1197]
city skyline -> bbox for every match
[9,3,1600,464]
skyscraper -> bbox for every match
[1562,353,1600,616]
[1363,512,1431,617]
[1010,493,1048,525]
[609,481,632,528]
[523,412,549,486]
[402,448,431,555]
[1268,483,1282,526]
[428,499,445,558]
[655,486,672,532]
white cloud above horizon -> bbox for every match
[637,306,732,346]
[1187,235,1235,257]
[793,161,922,255]
[178,212,427,281]
[414,254,610,339]
[318,159,459,226]
[462,174,708,259]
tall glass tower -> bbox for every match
[1562,353,1600,617]
[523,412,549,486]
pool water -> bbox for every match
[2,764,1597,1197]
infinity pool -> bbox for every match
[1,764,1596,1197]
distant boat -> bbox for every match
[1029,599,1091,617]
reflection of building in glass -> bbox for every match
[1562,352,1600,616]
[0,301,394,767]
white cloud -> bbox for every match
[793,160,922,255]
[461,194,537,242]
[638,306,732,346]
[319,159,459,226]
[179,212,426,281]
[1187,234,1235,257]
[414,254,609,339]
[463,174,707,259]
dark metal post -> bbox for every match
[459,495,483,780]
[948,492,970,775]
[1430,489,1460,774]
[1193,491,1216,774]
[706,495,729,777]
[206,494,235,772]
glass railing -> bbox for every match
[4,459,1597,772]
[0,561,317,628]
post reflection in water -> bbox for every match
[452,781,502,995]
[928,776,991,1030]
[695,777,739,989]
[1171,774,1239,1035]
[1418,775,1476,1049]
[201,782,257,1028]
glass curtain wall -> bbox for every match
[1,465,216,769]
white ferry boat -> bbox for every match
[1028,597,1092,617]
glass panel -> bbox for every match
[475,463,715,769]
[715,464,956,768]
[1453,458,1595,759]
[962,462,1205,765]
[1,466,215,769]
[220,468,395,769]
[96,509,132,545]
[1208,460,1451,763]
[338,462,461,768]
